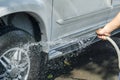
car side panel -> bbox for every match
[108,0,120,22]
[51,0,112,41]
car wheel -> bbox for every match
[0,27,47,80]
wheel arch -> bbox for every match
[0,12,48,42]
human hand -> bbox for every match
[96,28,111,40]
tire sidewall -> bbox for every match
[0,30,47,80]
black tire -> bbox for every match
[0,28,47,80]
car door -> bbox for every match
[107,0,120,22]
[51,0,112,40]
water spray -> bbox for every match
[106,36,120,80]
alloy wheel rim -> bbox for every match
[0,48,30,80]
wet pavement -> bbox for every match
[47,36,120,80]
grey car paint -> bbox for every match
[0,0,120,59]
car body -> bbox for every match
[0,0,120,60]
[1,0,120,79]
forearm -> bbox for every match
[104,12,120,33]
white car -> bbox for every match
[0,0,119,80]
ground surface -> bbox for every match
[47,36,120,80]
